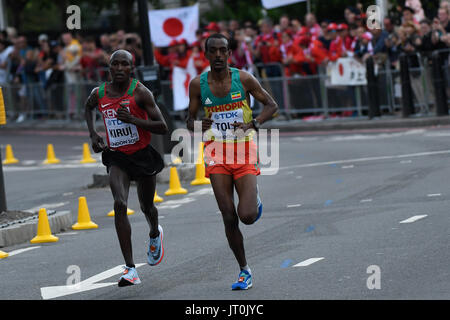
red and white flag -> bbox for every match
[148,3,199,47]
[173,56,198,111]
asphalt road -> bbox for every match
[0,126,449,301]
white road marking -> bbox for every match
[290,130,425,142]
[156,197,196,209]
[280,149,450,171]
[63,192,73,196]
[7,246,41,257]
[296,176,303,179]
[293,257,324,267]
[287,204,302,208]
[189,188,214,196]
[3,163,103,172]
[40,263,146,300]
[55,232,78,236]
[25,202,69,213]
[424,132,450,137]
[22,160,37,165]
[400,160,412,164]
[342,165,354,169]
[427,193,441,197]
[360,199,373,203]
[399,215,428,224]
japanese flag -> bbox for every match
[148,3,199,47]
[173,56,198,111]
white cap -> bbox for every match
[38,34,48,42]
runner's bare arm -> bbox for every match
[240,70,278,124]
[186,76,213,132]
[118,83,168,134]
[84,87,107,153]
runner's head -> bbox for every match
[204,33,230,72]
[109,49,134,83]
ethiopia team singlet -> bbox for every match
[98,78,151,155]
[200,67,254,143]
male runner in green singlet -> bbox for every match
[187,34,278,290]
[85,50,168,287]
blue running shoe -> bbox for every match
[147,225,164,266]
[231,269,253,290]
[118,266,141,287]
[255,185,263,223]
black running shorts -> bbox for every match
[102,144,164,181]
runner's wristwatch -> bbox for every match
[251,119,260,131]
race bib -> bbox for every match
[211,109,244,140]
[105,118,140,148]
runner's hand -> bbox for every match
[117,107,134,123]
[201,112,213,132]
[231,122,253,132]
[90,133,107,153]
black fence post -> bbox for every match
[432,51,449,116]
[137,0,175,157]
[399,53,415,117]
[366,56,381,119]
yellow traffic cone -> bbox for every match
[107,208,135,217]
[164,167,188,196]
[72,196,98,230]
[191,142,210,185]
[154,190,163,203]
[0,87,6,126]
[2,144,19,165]
[80,143,96,164]
[30,208,59,243]
[0,250,8,259]
[43,144,60,164]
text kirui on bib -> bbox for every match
[104,109,140,148]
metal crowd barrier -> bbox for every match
[1,50,448,123]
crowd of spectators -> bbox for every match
[0,0,449,121]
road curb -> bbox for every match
[89,164,196,188]
[262,115,450,132]
[0,211,72,248]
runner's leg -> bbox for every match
[109,165,134,267]
[136,174,159,238]
[210,174,247,268]
[234,174,258,225]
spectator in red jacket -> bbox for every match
[293,35,317,75]
[305,13,322,40]
[254,18,280,64]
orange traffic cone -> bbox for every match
[0,250,8,259]
[107,208,135,217]
[80,143,96,163]
[30,208,59,243]
[191,142,210,185]
[164,166,188,196]
[2,144,19,165]
[154,190,163,203]
[43,144,60,164]
[72,197,98,230]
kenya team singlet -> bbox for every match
[98,78,151,155]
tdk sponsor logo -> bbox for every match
[214,112,238,120]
